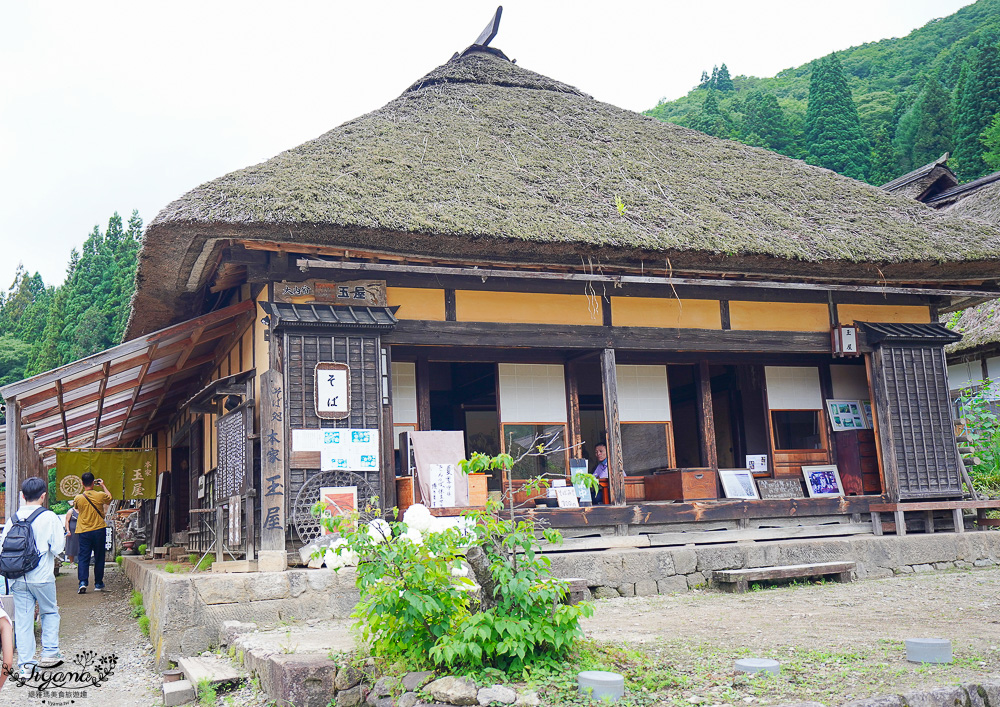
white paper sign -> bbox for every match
[316,365,349,416]
[841,327,857,354]
[228,495,241,545]
[292,429,324,451]
[428,464,457,508]
[320,428,380,471]
[745,455,768,473]
[555,486,580,508]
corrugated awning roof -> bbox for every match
[858,321,962,346]
[259,302,398,329]
[0,299,255,467]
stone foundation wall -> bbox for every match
[123,557,359,669]
[546,532,1000,599]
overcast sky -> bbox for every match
[0,0,975,291]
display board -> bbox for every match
[216,403,250,498]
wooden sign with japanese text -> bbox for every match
[315,362,351,420]
[273,279,387,306]
[757,478,805,500]
[260,370,287,551]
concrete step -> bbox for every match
[177,655,244,687]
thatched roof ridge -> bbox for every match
[937,172,1000,217]
[946,301,1000,354]
[130,50,1000,337]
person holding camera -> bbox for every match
[73,473,112,594]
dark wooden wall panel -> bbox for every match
[285,332,383,507]
[873,345,961,500]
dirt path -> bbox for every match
[583,567,1000,652]
[0,564,161,706]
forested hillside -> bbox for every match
[0,211,142,397]
[646,0,1000,184]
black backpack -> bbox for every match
[0,507,49,579]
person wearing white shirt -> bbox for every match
[0,476,65,676]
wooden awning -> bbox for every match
[0,299,255,467]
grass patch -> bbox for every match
[138,614,150,637]
[195,555,214,572]
[499,639,1000,706]
[164,562,180,573]
[115,555,124,566]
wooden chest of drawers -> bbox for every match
[645,468,718,502]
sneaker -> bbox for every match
[78,584,86,594]
[38,654,62,668]
[17,665,33,681]
[94,584,104,592]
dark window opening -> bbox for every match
[771,410,822,450]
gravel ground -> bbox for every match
[0,564,163,706]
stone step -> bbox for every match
[177,655,245,687]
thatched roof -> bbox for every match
[946,300,1000,354]
[881,153,957,202]
[129,49,1000,337]
[939,172,1000,220]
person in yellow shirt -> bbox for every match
[73,473,112,594]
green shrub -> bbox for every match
[196,677,217,706]
[138,614,150,636]
[115,555,124,566]
[195,555,214,572]
[314,451,591,674]
[958,382,1000,495]
[188,553,198,565]
[164,563,179,574]
[138,543,147,556]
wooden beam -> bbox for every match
[566,361,582,457]
[600,349,625,507]
[695,361,718,470]
[115,349,155,446]
[54,380,70,446]
[91,362,111,445]
[385,321,834,353]
[296,258,1000,300]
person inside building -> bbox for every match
[73,473,113,594]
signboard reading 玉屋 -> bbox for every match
[315,362,351,420]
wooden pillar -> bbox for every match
[416,357,431,431]
[380,346,397,512]
[695,361,718,469]
[5,401,19,520]
[565,361,582,456]
[600,349,625,507]
[258,369,287,570]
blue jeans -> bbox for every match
[11,579,60,668]
[77,528,107,587]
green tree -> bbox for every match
[983,112,1000,170]
[804,55,871,180]
[870,125,898,185]
[692,90,733,138]
[895,78,953,172]
[715,63,735,92]
[953,40,1000,180]
[741,90,791,153]
[0,334,31,390]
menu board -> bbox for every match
[320,428,380,472]
[216,406,248,498]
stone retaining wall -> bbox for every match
[546,532,1000,599]
[123,557,359,669]
[127,533,1000,667]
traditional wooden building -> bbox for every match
[7,38,1000,565]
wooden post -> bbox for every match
[695,361,718,470]
[258,369,287,571]
[565,361,582,456]
[381,346,397,512]
[600,349,625,507]
[216,506,224,563]
[416,357,431,431]
[5,402,18,520]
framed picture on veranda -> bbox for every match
[801,465,844,497]
[718,468,760,500]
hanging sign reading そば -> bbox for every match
[315,362,351,419]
